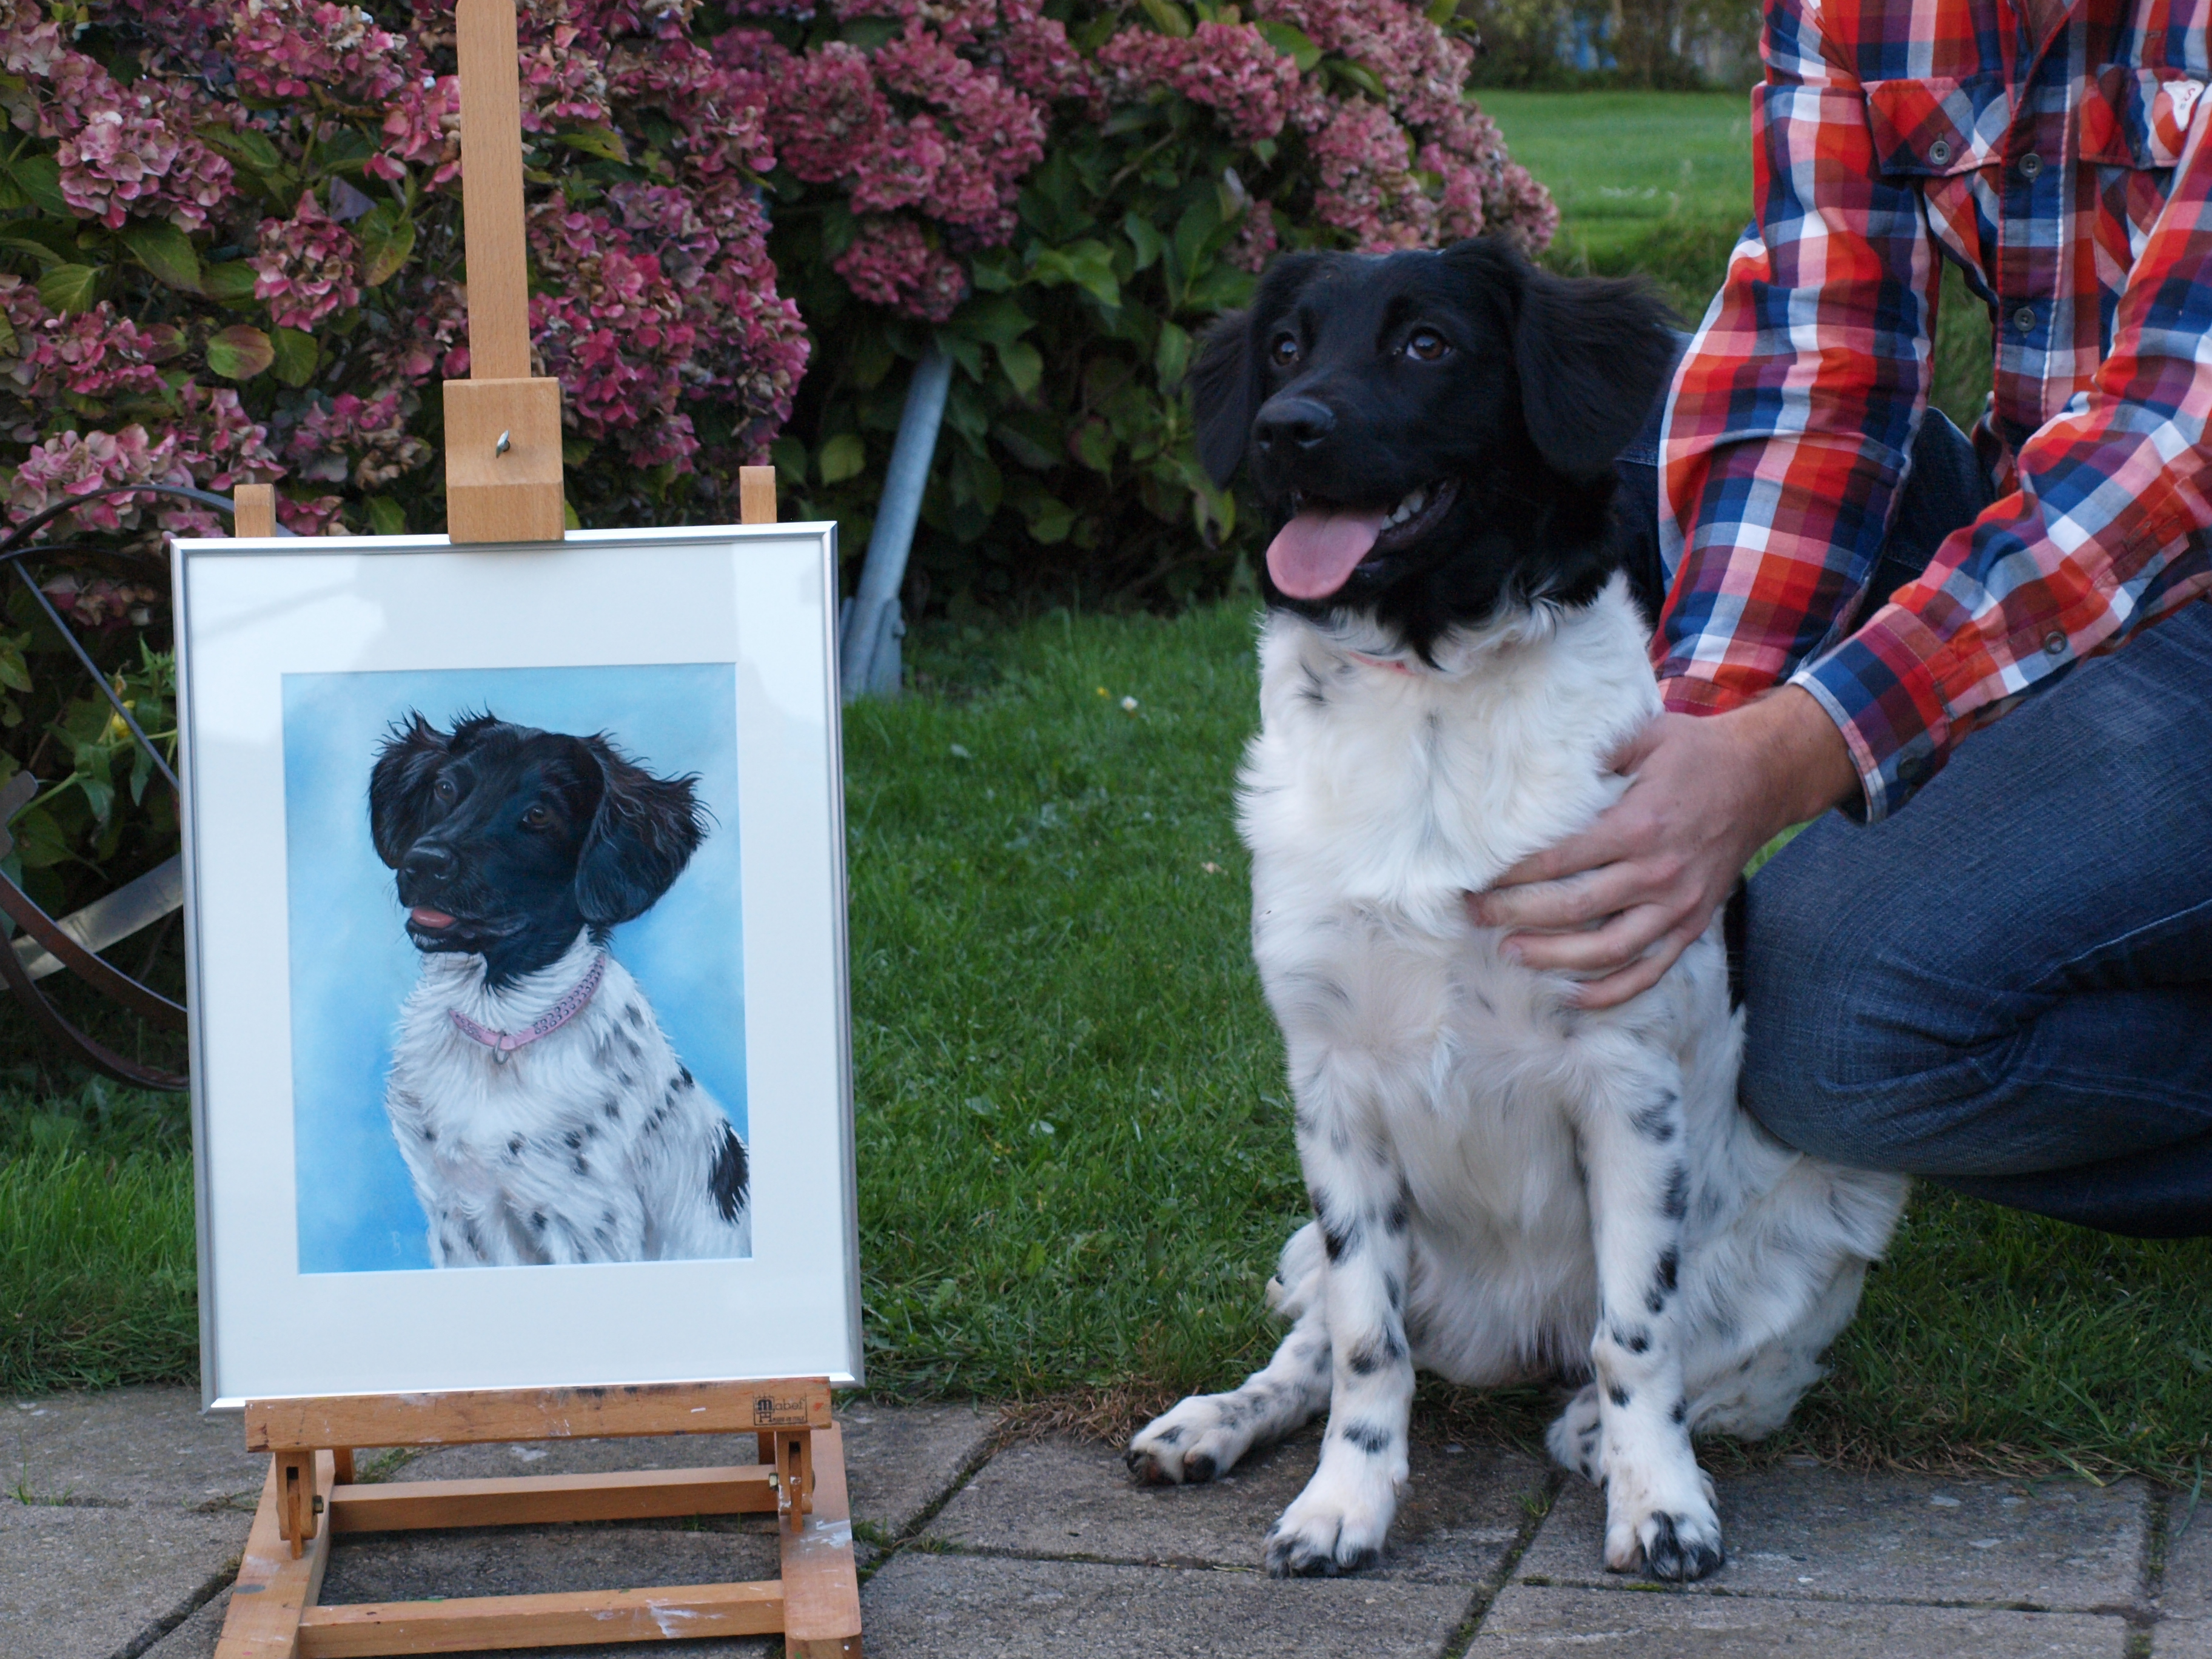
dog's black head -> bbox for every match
[369,712,705,987]
[1193,236,1677,653]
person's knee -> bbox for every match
[1737,822,1972,1170]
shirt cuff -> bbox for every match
[1789,600,1959,823]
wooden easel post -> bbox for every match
[443,0,566,543]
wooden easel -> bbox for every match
[213,0,852,1648]
[209,1379,861,1657]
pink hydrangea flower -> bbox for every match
[229,0,411,103]
[7,26,234,231]
[252,191,363,330]
[370,73,463,187]
[831,216,966,321]
[1096,20,1299,146]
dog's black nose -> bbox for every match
[402,843,454,882]
[1255,397,1335,452]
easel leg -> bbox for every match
[777,1424,862,1658]
[216,1452,334,1659]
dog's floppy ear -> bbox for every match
[1510,256,1679,480]
[1189,250,1329,487]
[369,712,451,868]
[573,737,706,928]
[1190,309,1258,488]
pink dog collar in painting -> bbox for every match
[451,952,608,1062]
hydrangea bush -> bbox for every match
[0,0,1547,919]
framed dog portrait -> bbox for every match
[172,524,860,1409]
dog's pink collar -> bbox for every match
[1347,651,1418,675]
[451,952,608,1061]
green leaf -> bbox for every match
[1155,321,1191,387]
[555,126,631,164]
[269,326,318,387]
[205,324,275,380]
[1024,492,1075,544]
[0,235,63,271]
[1256,19,1322,70]
[1071,417,1115,473]
[2,153,67,218]
[770,435,807,487]
[357,201,415,287]
[818,432,866,484]
[1122,212,1167,273]
[203,261,258,304]
[121,222,201,292]
[996,338,1042,397]
[1326,58,1388,99]
[1136,0,1193,36]
[953,295,1034,347]
[365,496,406,536]
[199,124,282,175]
[36,264,100,316]
[1427,0,1460,21]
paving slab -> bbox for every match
[0,1501,247,1659]
[369,1399,993,1540]
[861,1550,1476,1659]
[2154,1498,2212,1656]
[1516,1465,2151,1610]
[1469,1583,2129,1657]
[6,1390,264,1513]
[926,1427,1546,1583]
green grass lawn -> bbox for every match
[8,606,2212,1487]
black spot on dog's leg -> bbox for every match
[1347,1330,1407,1376]
[1629,1093,1679,1142]
[1606,1382,1632,1409]
[1610,1324,1650,1355]
[1339,1421,1395,1456]
[1661,1163,1689,1221]
[709,1123,749,1224]
[1671,1398,1689,1425]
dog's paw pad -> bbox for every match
[1640,1510,1725,1583]
[1263,1525,1378,1578]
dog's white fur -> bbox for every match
[1129,578,1906,1577]
[386,928,752,1265]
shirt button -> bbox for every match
[1928,138,1953,164]
[2018,152,2043,179]
[2014,306,2038,333]
[2043,630,2067,655]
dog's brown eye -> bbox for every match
[1405,329,1448,362]
[434,776,457,803]
[1270,332,1299,367]
[522,804,552,831]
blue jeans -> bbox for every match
[1615,411,2212,1238]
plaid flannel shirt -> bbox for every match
[1657,0,2212,820]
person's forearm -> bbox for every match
[1729,685,1862,836]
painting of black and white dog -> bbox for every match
[368,711,752,1267]
[1125,240,1906,1580]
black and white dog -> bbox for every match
[369,712,752,1266]
[1125,240,1905,1580]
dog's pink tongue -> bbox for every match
[1266,507,1386,599]
[411,907,455,929]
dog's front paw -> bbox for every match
[1127,1395,1246,1486]
[1603,1475,1723,1581]
[1544,1383,1605,1484]
[1262,1464,1396,1577]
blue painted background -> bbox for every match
[280,663,746,1275]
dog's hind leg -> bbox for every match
[1128,1222,1332,1486]
[1571,1055,1724,1583]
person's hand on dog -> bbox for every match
[1467,687,1860,1008]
